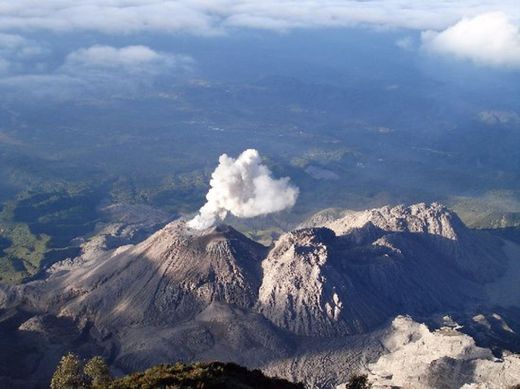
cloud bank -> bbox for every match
[188,149,299,230]
[1,1,519,91]
[422,12,520,68]
[63,45,192,74]
[66,45,167,68]
[0,44,193,100]
[0,33,47,74]
[0,1,518,35]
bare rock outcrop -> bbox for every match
[257,228,386,336]
[258,203,508,336]
[322,203,507,282]
[364,315,520,389]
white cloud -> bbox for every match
[396,36,414,50]
[67,45,161,66]
[63,45,188,71]
[0,33,27,49]
[0,33,46,59]
[0,45,193,100]
[0,2,219,35]
[62,44,193,79]
[0,33,47,75]
[422,12,520,68]
[0,1,518,35]
[1,2,519,90]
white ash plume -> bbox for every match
[188,149,299,230]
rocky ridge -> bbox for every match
[258,203,508,336]
[362,315,520,389]
[0,203,519,388]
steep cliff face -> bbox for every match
[257,227,388,336]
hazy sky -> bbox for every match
[0,1,519,99]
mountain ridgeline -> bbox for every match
[0,203,519,388]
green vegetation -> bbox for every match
[290,147,355,168]
[0,202,50,283]
[450,191,520,229]
[108,362,303,389]
[51,353,90,389]
[51,353,112,389]
[0,187,102,284]
[50,356,303,389]
[49,354,375,389]
[0,162,207,284]
[132,172,207,214]
[84,356,112,388]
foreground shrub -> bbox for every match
[107,361,303,389]
[50,353,86,389]
[51,354,111,389]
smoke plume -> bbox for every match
[188,149,299,230]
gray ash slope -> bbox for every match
[0,203,519,388]
[9,223,267,327]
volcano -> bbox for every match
[1,203,519,388]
